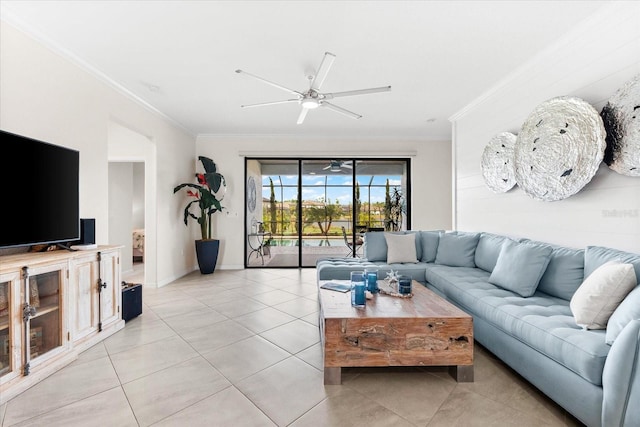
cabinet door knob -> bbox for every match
[23,304,37,321]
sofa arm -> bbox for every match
[602,319,640,427]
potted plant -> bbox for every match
[173,156,226,274]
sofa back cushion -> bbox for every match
[405,231,423,261]
[363,231,388,261]
[537,246,585,301]
[474,233,515,272]
[606,285,640,344]
[584,246,640,285]
[489,240,553,297]
[434,231,480,268]
[418,230,442,263]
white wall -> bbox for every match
[197,136,452,269]
[109,162,134,273]
[0,21,196,287]
[132,163,145,229]
[451,1,640,253]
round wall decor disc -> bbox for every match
[514,96,606,201]
[481,132,517,193]
[600,73,640,177]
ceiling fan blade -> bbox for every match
[324,86,391,99]
[310,52,336,91]
[296,107,309,125]
[235,69,303,96]
[322,102,362,120]
[240,99,299,108]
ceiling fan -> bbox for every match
[235,52,391,124]
[323,160,353,172]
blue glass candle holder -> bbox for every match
[365,269,379,293]
[398,275,412,295]
[350,271,366,307]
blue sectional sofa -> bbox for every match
[316,230,640,427]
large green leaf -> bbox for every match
[199,156,217,174]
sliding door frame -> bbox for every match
[245,157,411,268]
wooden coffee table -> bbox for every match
[318,279,474,385]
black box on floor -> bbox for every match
[121,282,142,322]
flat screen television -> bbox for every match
[0,129,80,249]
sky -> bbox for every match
[261,174,403,205]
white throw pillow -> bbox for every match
[385,232,418,264]
[570,261,637,330]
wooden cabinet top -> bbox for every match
[0,245,122,271]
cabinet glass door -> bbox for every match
[0,279,10,378]
[28,270,62,359]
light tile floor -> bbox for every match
[0,268,585,426]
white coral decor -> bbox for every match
[385,269,399,283]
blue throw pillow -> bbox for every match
[434,232,480,268]
[489,240,553,297]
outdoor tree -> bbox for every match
[355,182,361,227]
[384,179,391,231]
[304,198,341,237]
[269,177,277,234]
[288,197,298,235]
[387,187,405,231]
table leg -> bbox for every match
[324,367,342,385]
[449,364,474,382]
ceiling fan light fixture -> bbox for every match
[329,160,342,172]
[301,98,320,109]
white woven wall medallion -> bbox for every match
[514,96,606,201]
[600,73,640,177]
[481,132,517,193]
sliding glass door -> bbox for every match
[245,158,410,268]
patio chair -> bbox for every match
[342,226,363,257]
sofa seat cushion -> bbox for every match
[316,258,382,280]
[425,264,493,298]
[316,257,428,283]
[424,264,610,386]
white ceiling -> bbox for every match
[1,0,608,140]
